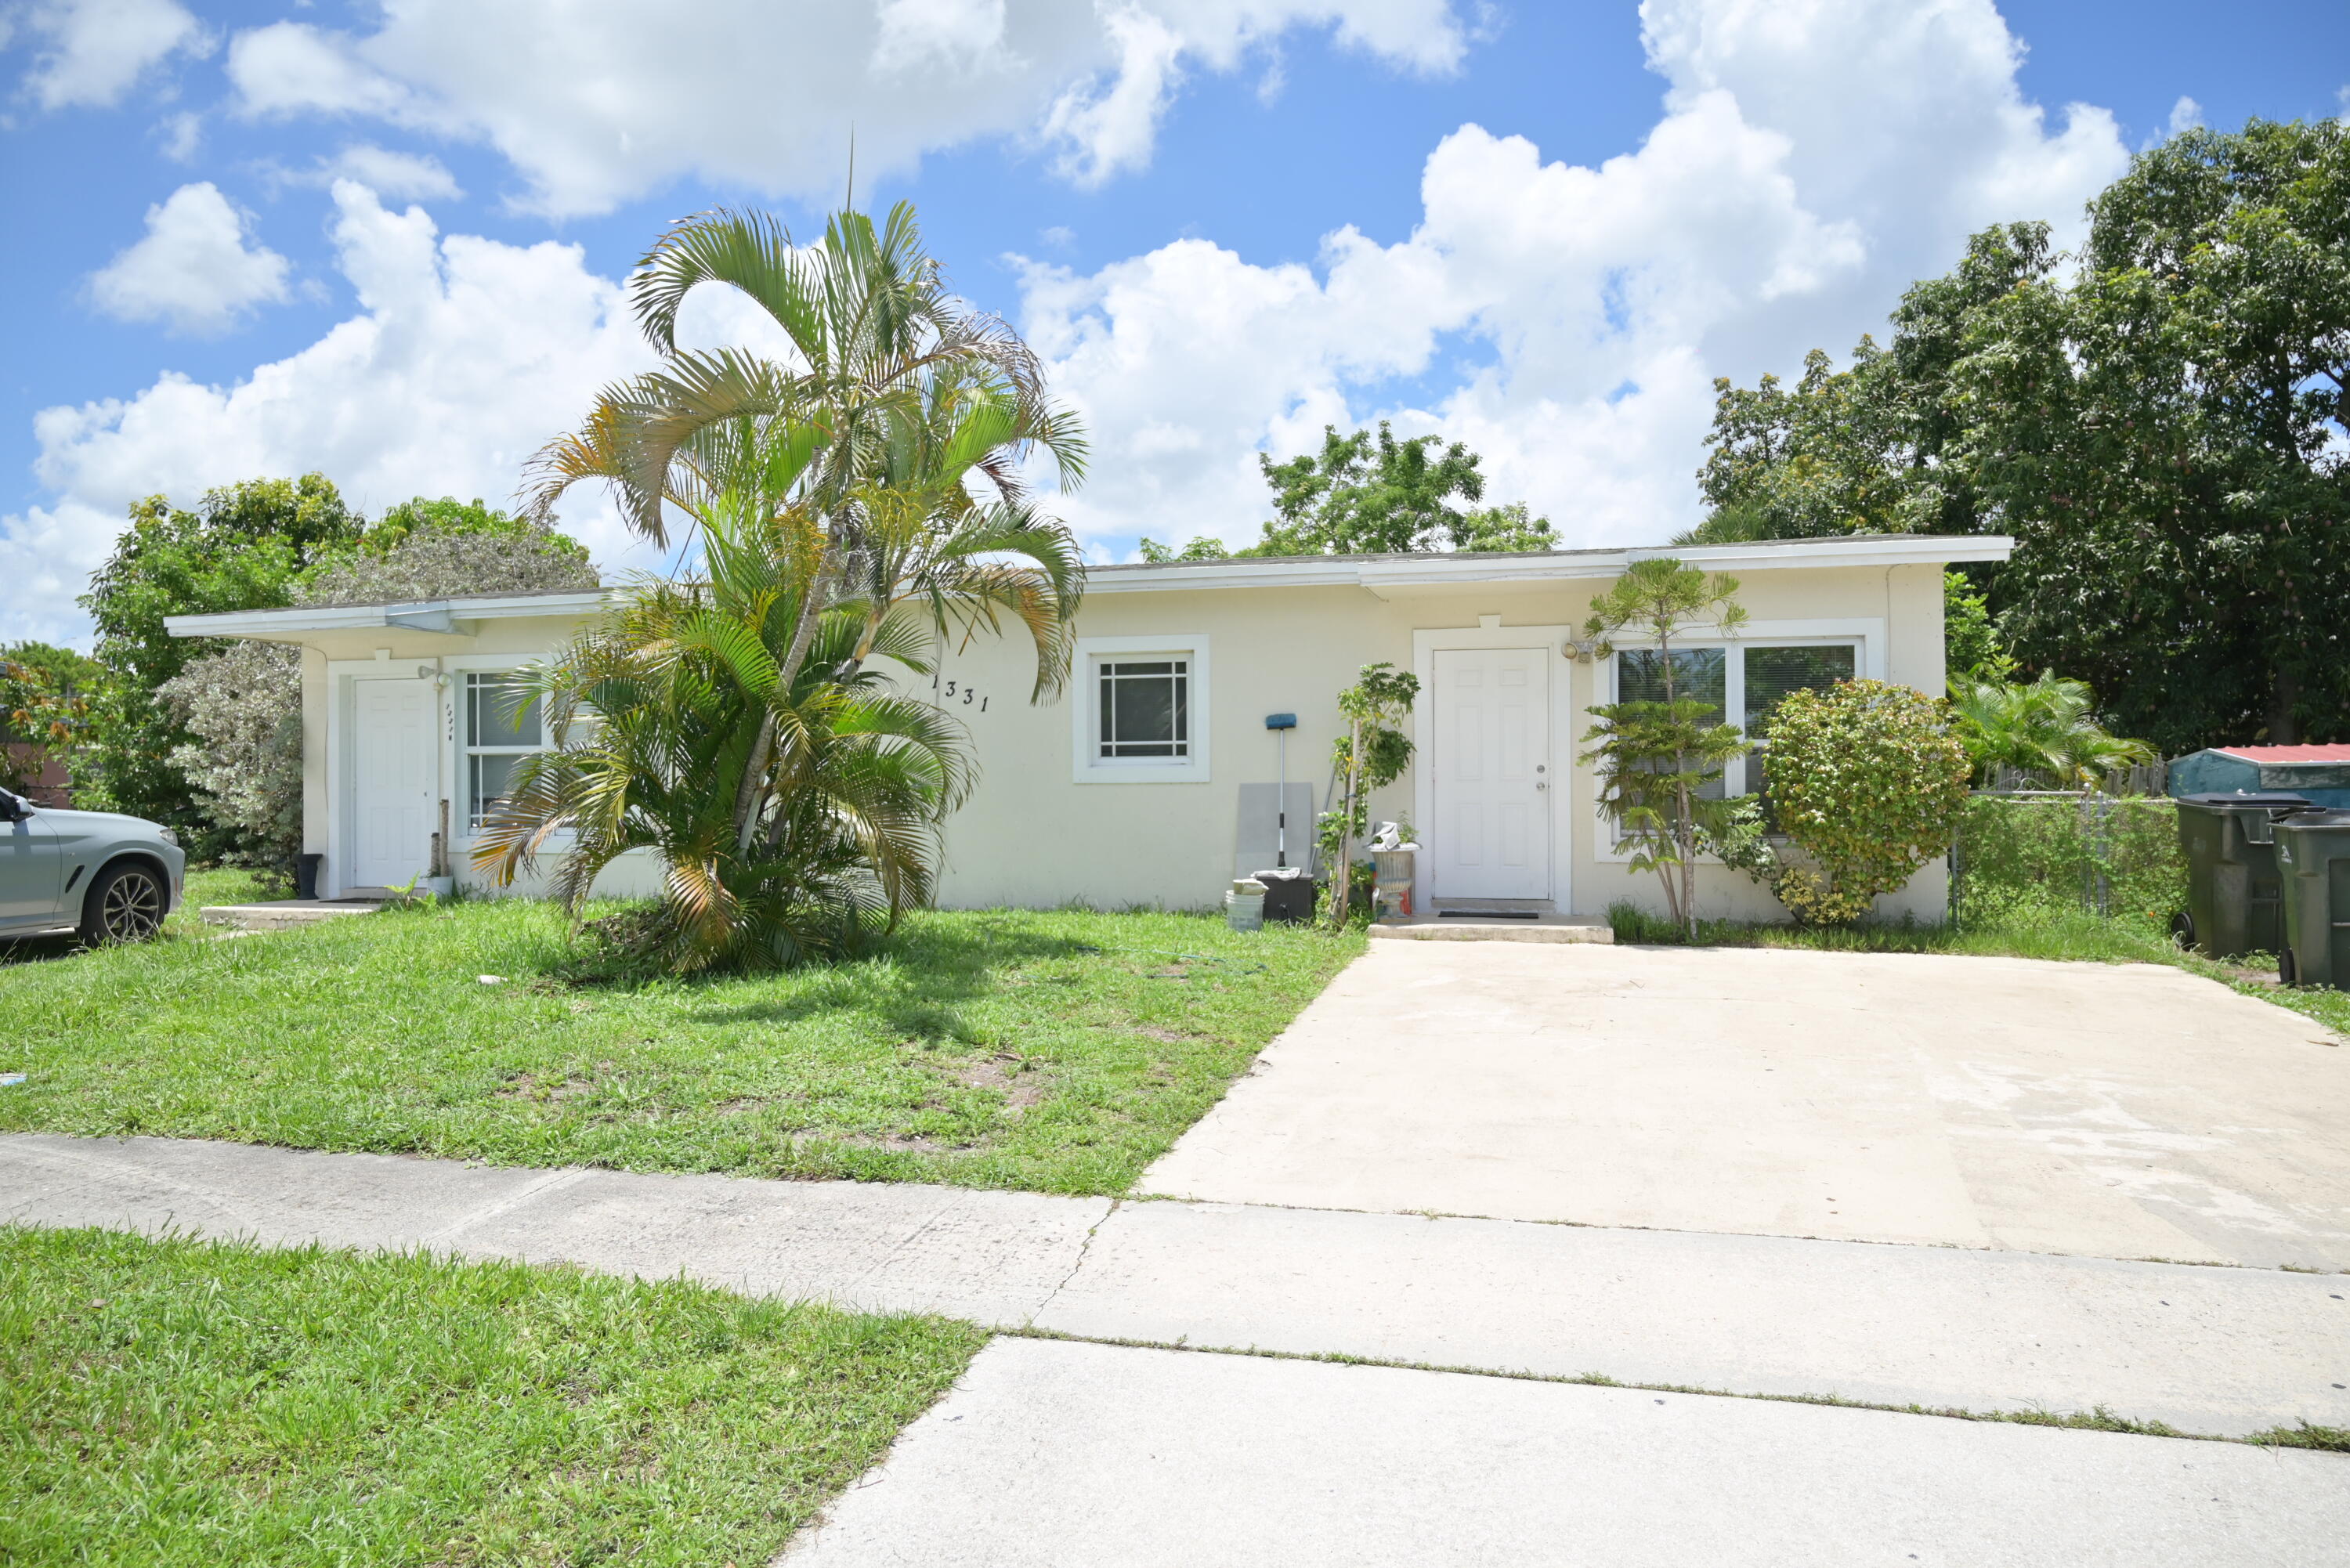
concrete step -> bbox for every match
[1370,911,1614,943]
[199,900,384,932]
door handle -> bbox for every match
[1536,782,1549,791]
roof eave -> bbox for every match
[164,590,616,640]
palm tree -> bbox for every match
[1950,672,2157,790]
[474,204,1087,967]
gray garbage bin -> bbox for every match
[2275,810,2350,988]
[2172,793,2312,958]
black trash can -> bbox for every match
[296,853,324,901]
[1253,866,1318,923]
[2172,793,2312,958]
[2275,810,2350,988]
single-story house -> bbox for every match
[166,533,2013,920]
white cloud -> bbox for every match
[222,0,1469,216]
[158,108,201,161]
[316,143,465,201]
[6,0,2136,644]
[8,182,668,644]
[15,0,208,109]
[1018,0,2130,556]
[85,182,292,335]
[224,21,418,121]
[2165,95,2203,139]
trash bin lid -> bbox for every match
[1253,866,1312,882]
[2176,792,2313,808]
[2276,808,2350,828]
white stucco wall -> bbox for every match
[927,558,1952,921]
[241,551,1966,923]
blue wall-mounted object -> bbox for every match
[1264,713,1297,730]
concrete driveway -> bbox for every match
[1142,942,2350,1270]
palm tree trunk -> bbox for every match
[736,537,844,851]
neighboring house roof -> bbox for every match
[164,533,2013,638]
[2211,746,2350,763]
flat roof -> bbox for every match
[1084,533,2012,595]
[165,532,2014,636]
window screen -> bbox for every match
[1743,644,1856,824]
[1743,645,1856,742]
[1615,647,1727,721]
[1099,659,1189,759]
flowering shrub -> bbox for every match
[1759,680,1970,924]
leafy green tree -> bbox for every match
[1579,558,1748,938]
[1755,681,1972,925]
[1317,662,1419,927]
[1684,344,1923,544]
[0,641,100,799]
[160,519,600,882]
[77,475,363,841]
[1142,424,1556,561]
[1943,121,2350,749]
[488,203,1086,970]
[1137,535,1237,562]
[1694,121,2350,752]
[1943,570,2016,684]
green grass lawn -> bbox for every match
[1607,901,2350,1041]
[0,1225,980,1566]
[167,866,291,936]
[0,899,1365,1194]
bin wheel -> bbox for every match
[2170,912,2196,952]
[2280,947,2298,987]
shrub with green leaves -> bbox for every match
[1951,794,2187,927]
[1759,679,1970,924]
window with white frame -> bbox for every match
[1098,657,1191,760]
[1610,640,1857,833]
[1073,636,1210,782]
[463,673,544,829]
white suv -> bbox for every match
[0,789,186,944]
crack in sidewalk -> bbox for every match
[1029,1197,1121,1322]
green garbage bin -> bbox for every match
[2275,810,2350,988]
[2173,793,2313,958]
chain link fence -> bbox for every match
[1950,793,2187,928]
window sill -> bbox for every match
[1072,761,1210,785]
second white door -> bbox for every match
[1431,647,1551,901]
[351,677,436,891]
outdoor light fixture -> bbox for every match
[1562,634,1607,663]
[1265,713,1297,865]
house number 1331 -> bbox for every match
[933,675,988,712]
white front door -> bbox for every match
[1430,647,1551,901]
[351,677,436,891]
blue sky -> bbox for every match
[2,0,2345,644]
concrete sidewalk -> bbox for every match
[8,1133,2346,1438]
[782,1338,2350,1567]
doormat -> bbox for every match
[1439,910,1538,920]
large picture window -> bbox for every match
[464,673,543,830]
[1609,640,1857,815]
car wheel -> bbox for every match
[2279,945,2298,988]
[2170,911,2196,952]
[81,861,168,945]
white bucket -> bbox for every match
[1226,876,1267,933]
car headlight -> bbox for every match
[157,827,178,847]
